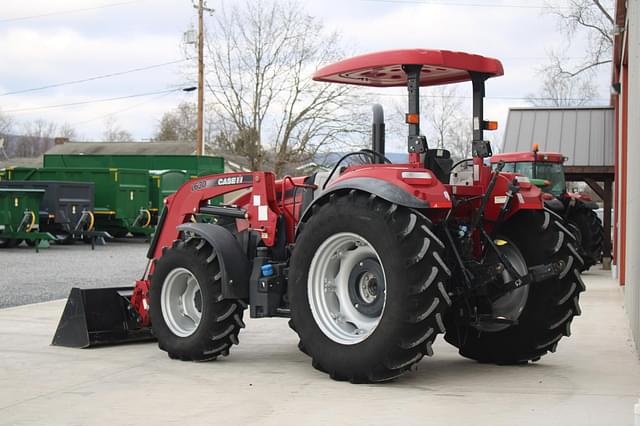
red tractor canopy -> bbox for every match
[316,49,505,163]
[313,49,504,87]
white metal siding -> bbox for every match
[502,107,614,167]
[625,0,640,354]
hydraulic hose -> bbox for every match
[141,209,152,228]
[25,210,36,232]
[86,211,95,232]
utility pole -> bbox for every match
[196,0,205,156]
[194,0,213,156]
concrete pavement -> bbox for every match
[0,269,639,425]
[0,238,148,308]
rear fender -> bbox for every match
[297,166,453,232]
[176,223,250,300]
[482,172,544,222]
[543,198,565,213]
[577,199,599,210]
[562,192,599,210]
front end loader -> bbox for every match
[53,49,584,383]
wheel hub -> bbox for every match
[358,272,378,303]
[348,258,385,317]
[160,267,203,337]
[308,233,387,345]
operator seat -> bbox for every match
[424,149,453,184]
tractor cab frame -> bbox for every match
[313,49,503,176]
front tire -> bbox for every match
[149,237,246,361]
[289,191,451,382]
[444,210,585,364]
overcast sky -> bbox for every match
[0,0,611,151]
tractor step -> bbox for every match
[52,287,154,348]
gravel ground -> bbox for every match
[0,238,149,308]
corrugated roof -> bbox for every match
[502,107,614,167]
[47,142,194,155]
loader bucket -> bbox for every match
[52,287,155,348]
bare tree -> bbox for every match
[203,0,365,175]
[155,102,197,143]
[529,0,615,106]
[19,119,57,157]
[546,0,614,77]
[58,123,77,140]
[103,117,133,142]
[419,86,473,161]
[526,55,598,107]
[423,86,465,150]
[445,124,473,161]
[0,111,11,137]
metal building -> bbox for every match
[502,106,615,267]
[612,0,640,353]
[503,107,615,167]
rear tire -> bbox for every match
[149,237,246,361]
[568,207,604,271]
[289,191,451,382]
[444,210,585,364]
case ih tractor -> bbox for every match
[490,148,604,271]
[53,49,585,383]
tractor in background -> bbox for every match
[53,49,585,383]
[491,147,604,271]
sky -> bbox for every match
[0,0,612,151]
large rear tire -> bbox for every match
[149,237,246,361]
[289,191,451,382]
[568,207,604,272]
[444,210,585,364]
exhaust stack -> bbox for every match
[372,104,385,163]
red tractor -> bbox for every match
[53,49,584,383]
[490,148,604,271]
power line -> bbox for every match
[3,87,187,114]
[359,0,568,9]
[0,59,189,97]
[73,90,178,127]
[0,1,147,24]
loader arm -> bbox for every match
[124,171,292,328]
[149,171,281,261]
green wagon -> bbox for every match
[43,154,225,178]
[148,170,189,224]
[2,167,153,237]
[0,188,56,249]
[43,154,226,220]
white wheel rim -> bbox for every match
[307,232,387,345]
[161,267,203,337]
